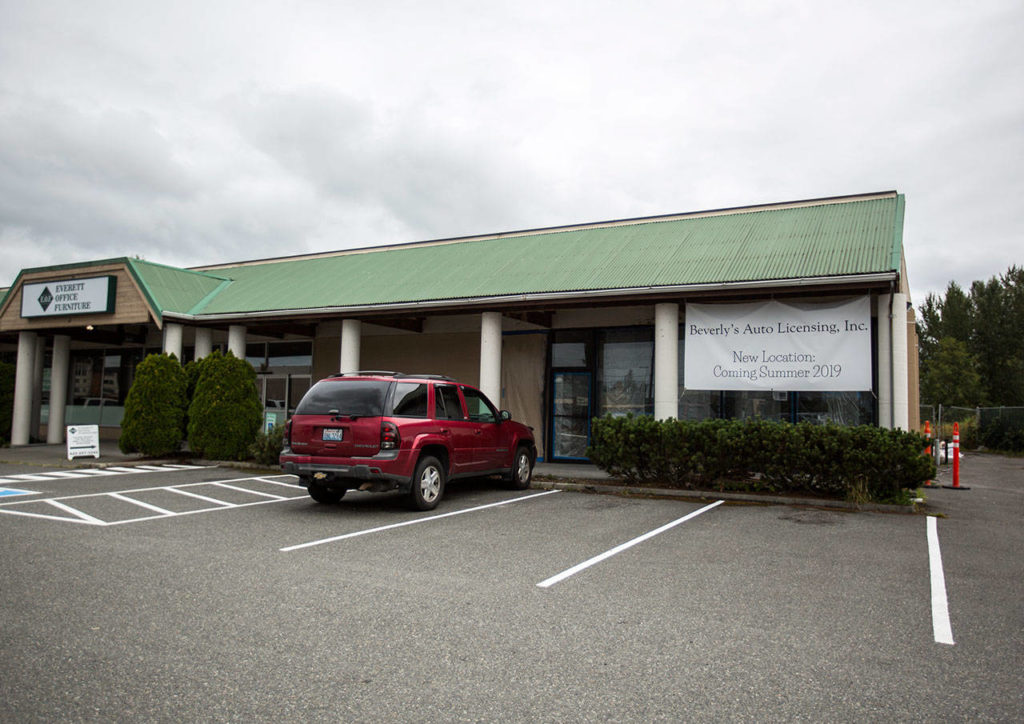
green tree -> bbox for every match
[918,265,1024,406]
[187,350,262,460]
[118,353,187,456]
[919,338,985,407]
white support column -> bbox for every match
[339,319,361,373]
[47,335,70,444]
[11,331,38,446]
[876,293,893,429]
[654,303,679,420]
[227,325,247,359]
[30,334,46,435]
[194,327,213,360]
[163,322,184,360]
[479,312,502,405]
[891,292,909,431]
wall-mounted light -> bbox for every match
[85,325,94,331]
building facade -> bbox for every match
[0,191,919,459]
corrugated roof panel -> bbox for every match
[192,194,903,315]
[128,259,228,317]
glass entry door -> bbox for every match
[551,371,592,460]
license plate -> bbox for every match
[322,428,343,441]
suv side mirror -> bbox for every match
[500,410,512,422]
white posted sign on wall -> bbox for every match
[684,297,872,391]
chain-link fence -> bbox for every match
[919,404,1024,454]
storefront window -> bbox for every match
[597,328,652,417]
[722,391,791,421]
[797,391,874,426]
[551,330,590,368]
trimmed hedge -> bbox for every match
[588,416,935,503]
[118,353,187,456]
[187,350,262,461]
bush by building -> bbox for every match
[187,350,262,461]
[249,424,285,466]
[588,416,934,503]
[118,353,187,456]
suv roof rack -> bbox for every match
[395,373,457,382]
[332,370,399,377]
[329,371,457,382]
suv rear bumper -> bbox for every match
[281,452,412,491]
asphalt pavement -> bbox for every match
[1,446,1020,721]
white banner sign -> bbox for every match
[684,297,871,391]
[21,276,116,318]
[66,425,100,460]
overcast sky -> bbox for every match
[1,0,1021,305]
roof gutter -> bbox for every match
[161,272,899,324]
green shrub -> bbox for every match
[187,350,262,461]
[118,353,187,456]
[588,416,935,503]
[249,424,285,466]
[981,414,1024,452]
[0,361,15,444]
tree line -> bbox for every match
[917,265,1024,407]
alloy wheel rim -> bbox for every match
[516,454,530,481]
[420,467,441,501]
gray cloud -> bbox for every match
[0,0,1021,303]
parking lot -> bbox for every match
[1,453,1021,721]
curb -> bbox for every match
[532,478,921,514]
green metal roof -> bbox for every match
[125,259,228,321]
[7,193,902,322]
[176,193,904,316]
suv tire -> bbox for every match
[308,481,345,504]
[507,446,534,490]
[409,455,445,511]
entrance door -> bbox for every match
[551,371,591,460]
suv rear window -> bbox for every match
[294,379,390,416]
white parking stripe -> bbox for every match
[0,474,305,525]
[45,499,106,525]
[3,473,55,481]
[281,490,561,552]
[108,492,175,517]
[252,477,305,490]
[927,516,955,645]
[104,467,147,473]
[212,482,287,499]
[537,500,724,588]
[167,488,237,507]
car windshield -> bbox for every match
[294,380,389,416]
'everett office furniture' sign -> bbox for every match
[21,276,117,318]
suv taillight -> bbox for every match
[380,421,400,450]
[283,419,292,449]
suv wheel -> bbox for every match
[308,481,345,504]
[409,455,445,511]
[507,446,533,490]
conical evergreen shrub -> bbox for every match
[187,349,261,460]
[118,353,187,456]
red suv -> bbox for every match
[280,372,536,510]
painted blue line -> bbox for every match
[0,488,36,498]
